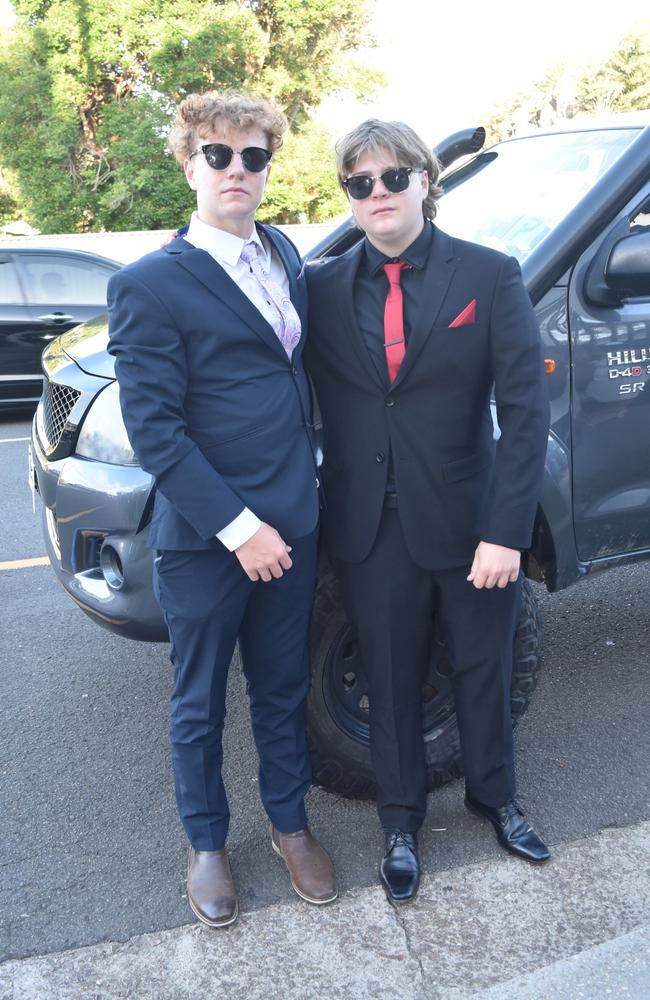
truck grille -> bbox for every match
[42,380,81,452]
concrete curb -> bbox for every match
[2,821,649,1000]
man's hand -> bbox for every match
[235,522,293,582]
[467,541,520,589]
[159,229,178,249]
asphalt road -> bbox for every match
[1,409,649,964]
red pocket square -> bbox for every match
[448,299,477,328]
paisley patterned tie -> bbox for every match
[240,241,302,358]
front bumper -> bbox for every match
[32,416,166,641]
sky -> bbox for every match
[1,0,648,147]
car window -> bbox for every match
[437,129,641,263]
[16,254,112,306]
[0,256,26,305]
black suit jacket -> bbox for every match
[107,223,319,550]
[304,225,549,570]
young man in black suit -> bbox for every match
[305,119,550,903]
[108,92,336,927]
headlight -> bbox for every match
[76,382,139,466]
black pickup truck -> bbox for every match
[30,116,650,797]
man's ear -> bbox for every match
[184,158,197,191]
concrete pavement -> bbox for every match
[2,820,648,1000]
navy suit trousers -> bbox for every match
[154,530,317,850]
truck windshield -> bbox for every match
[436,128,640,263]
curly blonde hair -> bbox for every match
[168,91,287,163]
[335,119,442,220]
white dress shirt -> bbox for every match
[184,213,293,551]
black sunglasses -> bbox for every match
[190,143,272,173]
[342,166,422,200]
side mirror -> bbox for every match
[605,230,650,297]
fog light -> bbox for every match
[100,544,124,590]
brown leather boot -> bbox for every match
[187,847,238,928]
[271,826,337,904]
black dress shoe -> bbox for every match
[380,830,420,903]
[465,793,550,863]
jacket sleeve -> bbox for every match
[482,256,550,549]
[107,267,246,539]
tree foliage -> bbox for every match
[577,21,650,115]
[0,166,19,227]
[261,121,348,223]
[0,0,381,231]
[486,21,650,142]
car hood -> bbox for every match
[60,313,116,379]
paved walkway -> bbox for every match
[2,821,649,1000]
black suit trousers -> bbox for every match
[336,508,520,831]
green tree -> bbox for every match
[260,121,348,224]
[0,0,382,231]
[0,166,19,227]
[577,20,650,114]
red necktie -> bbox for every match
[383,261,410,383]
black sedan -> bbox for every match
[0,246,120,406]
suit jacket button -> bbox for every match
[376,452,385,463]
[385,398,395,407]
[291,366,298,375]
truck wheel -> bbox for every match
[306,570,542,799]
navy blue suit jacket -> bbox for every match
[107,223,319,550]
[304,225,550,569]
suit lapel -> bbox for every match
[258,223,308,359]
[258,223,306,321]
[329,228,458,392]
[391,226,456,389]
[333,242,388,390]
[166,236,290,363]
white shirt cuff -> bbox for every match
[216,508,261,551]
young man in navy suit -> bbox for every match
[305,119,551,904]
[107,91,336,927]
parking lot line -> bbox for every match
[0,437,30,443]
[0,556,49,570]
